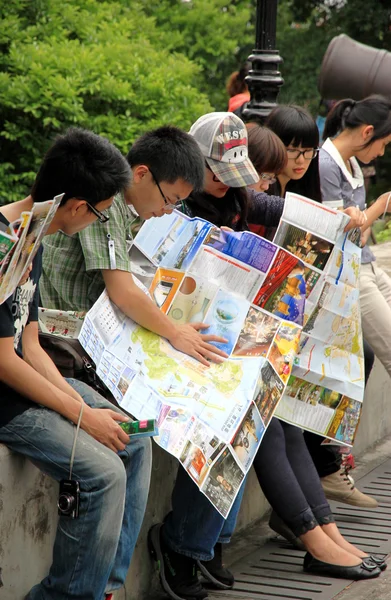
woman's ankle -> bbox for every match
[300,529,361,566]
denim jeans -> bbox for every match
[163,464,246,561]
[0,378,152,600]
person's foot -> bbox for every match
[197,543,234,590]
[148,523,208,600]
[268,510,306,551]
[303,552,381,580]
[321,467,378,508]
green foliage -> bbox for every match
[276,0,391,195]
[276,3,329,112]
[137,0,254,109]
[2,0,391,204]
[0,0,212,202]
[373,219,391,244]
[277,0,391,111]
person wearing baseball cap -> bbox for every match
[189,111,259,188]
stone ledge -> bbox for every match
[0,358,389,600]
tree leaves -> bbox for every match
[0,0,212,203]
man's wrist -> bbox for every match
[166,323,181,344]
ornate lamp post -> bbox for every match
[242,0,284,123]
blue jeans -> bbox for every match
[0,379,152,600]
[163,464,246,561]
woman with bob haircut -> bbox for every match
[263,103,379,510]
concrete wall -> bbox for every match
[0,360,389,600]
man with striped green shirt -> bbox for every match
[41,126,228,365]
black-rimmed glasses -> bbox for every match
[150,170,182,213]
[259,173,277,184]
[286,148,319,160]
[84,200,110,223]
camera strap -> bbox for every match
[69,401,85,480]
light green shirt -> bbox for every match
[40,195,142,311]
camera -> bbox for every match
[58,479,80,518]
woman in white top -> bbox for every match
[319,95,391,378]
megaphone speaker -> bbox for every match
[318,34,391,101]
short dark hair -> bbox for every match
[323,95,391,145]
[126,126,205,191]
[266,104,319,150]
[266,105,322,203]
[31,128,131,206]
[247,125,287,175]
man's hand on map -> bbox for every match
[82,405,130,452]
[169,323,229,367]
[342,206,366,231]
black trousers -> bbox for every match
[253,418,334,536]
[304,339,375,478]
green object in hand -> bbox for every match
[119,419,158,437]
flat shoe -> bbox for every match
[364,553,388,571]
[303,552,381,580]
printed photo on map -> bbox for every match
[285,376,343,409]
[167,275,218,325]
[149,268,185,313]
[203,289,250,356]
[267,322,301,384]
[274,221,334,271]
[325,397,362,445]
[129,244,157,288]
[304,267,322,299]
[162,219,211,271]
[156,406,196,457]
[253,250,307,325]
[180,421,225,486]
[231,402,265,471]
[135,211,211,270]
[179,441,209,485]
[191,421,224,455]
[204,228,277,273]
[253,361,284,425]
[232,306,280,357]
[201,446,245,517]
[117,366,138,397]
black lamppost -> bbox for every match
[242,0,284,123]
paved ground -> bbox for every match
[204,437,391,600]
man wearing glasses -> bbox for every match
[41,126,227,366]
[0,128,153,600]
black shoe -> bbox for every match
[148,523,208,600]
[197,543,234,590]
[364,553,388,571]
[303,552,381,580]
[268,510,306,551]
